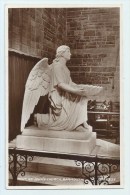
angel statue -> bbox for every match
[21,45,103,132]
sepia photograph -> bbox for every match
[7,5,121,189]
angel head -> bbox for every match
[56,45,71,61]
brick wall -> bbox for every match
[9,8,67,63]
[66,8,120,101]
[9,8,120,101]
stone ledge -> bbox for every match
[16,132,96,155]
[22,125,93,140]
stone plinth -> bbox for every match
[16,125,96,155]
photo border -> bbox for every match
[0,0,130,194]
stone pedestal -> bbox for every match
[16,125,96,155]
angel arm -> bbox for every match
[69,77,79,87]
[53,64,103,97]
[69,78,86,90]
[58,82,103,97]
[69,77,103,93]
[69,79,90,89]
[58,82,86,96]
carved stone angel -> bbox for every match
[21,45,103,132]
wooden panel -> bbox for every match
[9,51,40,141]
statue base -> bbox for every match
[16,125,96,155]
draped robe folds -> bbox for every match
[36,61,88,131]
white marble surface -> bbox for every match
[16,132,96,155]
[9,137,120,159]
[22,125,93,140]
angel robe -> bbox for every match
[36,61,88,131]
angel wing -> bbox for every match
[21,58,51,131]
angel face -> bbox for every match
[63,49,71,61]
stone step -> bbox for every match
[25,156,120,178]
[25,157,83,178]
